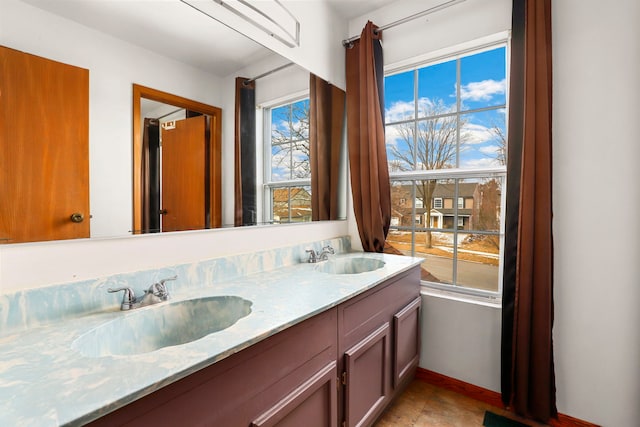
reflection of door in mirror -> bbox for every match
[132,84,221,234]
[161,115,206,232]
[0,46,90,244]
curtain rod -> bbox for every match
[341,0,466,47]
[244,62,295,85]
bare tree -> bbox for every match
[489,123,507,166]
[473,178,502,250]
[387,99,467,247]
[271,101,310,179]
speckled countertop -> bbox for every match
[0,248,422,426]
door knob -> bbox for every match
[70,212,84,223]
[159,209,168,215]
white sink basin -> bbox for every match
[72,296,252,357]
[316,257,385,274]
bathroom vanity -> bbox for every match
[0,239,422,427]
[88,266,420,427]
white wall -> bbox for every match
[553,1,640,425]
[420,293,502,391]
[0,0,350,293]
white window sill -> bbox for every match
[420,285,502,308]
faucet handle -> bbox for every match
[148,275,177,299]
[322,245,335,254]
[108,287,136,310]
[306,249,318,263]
[158,275,177,287]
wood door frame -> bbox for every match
[132,84,222,234]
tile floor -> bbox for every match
[374,379,549,426]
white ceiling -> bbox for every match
[20,0,393,77]
[325,0,394,19]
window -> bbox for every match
[264,98,311,223]
[384,44,507,296]
[415,198,424,208]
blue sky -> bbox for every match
[384,46,507,170]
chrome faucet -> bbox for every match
[107,286,137,310]
[108,275,177,310]
[306,245,334,263]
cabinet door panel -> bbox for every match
[251,361,337,427]
[393,297,421,388]
[344,323,390,427]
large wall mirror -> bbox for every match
[1,0,346,244]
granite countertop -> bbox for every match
[0,252,422,426]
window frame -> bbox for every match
[262,93,311,224]
[384,38,509,302]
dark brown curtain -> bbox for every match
[234,77,256,226]
[141,118,160,233]
[501,0,556,422]
[345,21,391,252]
[309,74,346,221]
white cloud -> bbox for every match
[385,100,416,123]
[461,122,495,145]
[385,98,457,123]
[479,145,500,155]
[460,79,506,102]
[461,157,502,169]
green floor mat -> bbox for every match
[483,410,529,427]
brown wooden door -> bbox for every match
[0,46,89,243]
[161,115,206,232]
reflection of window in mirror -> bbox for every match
[262,97,311,224]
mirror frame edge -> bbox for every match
[132,84,223,234]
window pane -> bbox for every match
[271,104,292,139]
[455,233,501,292]
[271,187,290,222]
[385,70,415,123]
[270,186,311,223]
[460,47,506,111]
[426,180,455,230]
[290,141,310,179]
[417,59,457,116]
[415,230,454,285]
[290,185,312,222]
[386,123,415,172]
[390,181,414,227]
[469,177,503,232]
[459,109,506,169]
[416,117,458,170]
[292,99,310,140]
[271,144,291,181]
[270,99,311,181]
[386,230,411,255]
